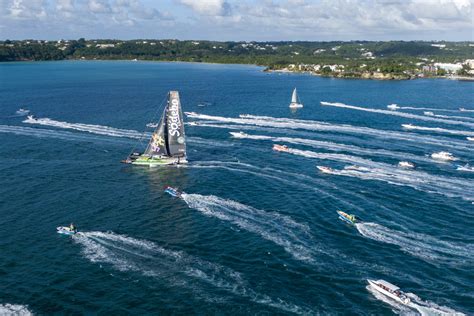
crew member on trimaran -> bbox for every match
[122,91,187,166]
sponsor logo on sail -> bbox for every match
[168,98,181,137]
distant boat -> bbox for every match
[423,111,434,116]
[387,104,400,110]
[467,137,474,141]
[122,91,187,166]
[16,108,30,115]
[456,164,474,172]
[289,88,303,108]
[273,144,289,152]
[367,279,410,305]
[230,131,248,138]
[146,122,159,128]
[316,166,334,173]
[337,210,359,225]
[398,161,415,168]
[431,151,457,161]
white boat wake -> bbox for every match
[402,124,474,137]
[398,106,465,113]
[355,223,474,265]
[282,147,473,202]
[74,231,310,314]
[0,304,33,316]
[181,194,320,264]
[231,132,434,163]
[425,113,474,123]
[23,116,147,139]
[367,286,465,315]
[320,102,474,129]
[186,113,472,152]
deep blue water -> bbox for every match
[0,61,473,315]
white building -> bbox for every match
[434,63,463,73]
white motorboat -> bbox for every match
[456,164,474,172]
[387,104,400,110]
[16,108,30,115]
[230,131,247,138]
[467,137,474,141]
[273,144,289,152]
[316,166,334,173]
[398,161,415,168]
[423,111,434,116]
[368,279,410,305]
[146,122,159,128]
[431,151,458,161]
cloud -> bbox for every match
[0,0,471,40]
[179,0,232,16]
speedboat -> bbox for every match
[164,186,182,198]
[467,137,474,141]
[431,151,458,161]
[456,164,474,172]
[337,210,359,225]
[401,123,414,129]
[230,131,247,138]
[273,144,289,152]
[367,279,410,305]
[146,122,158,128]
[57,226,77,235]
[398,161,415,168]
[316,166,334,173]
[26,115,37,121]
[423,111,434,116]
[387,104,400,110]
[459,107,467,112]
[16,108,30,115]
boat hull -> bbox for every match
[124,155,188,166]
[289,103,303,108]
[368,280,410,305]
[57,226,76,235]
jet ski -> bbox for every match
[164,186,182,198]
[337,210,360,225]
[57,226,77,235]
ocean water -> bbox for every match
[0,61,473,315]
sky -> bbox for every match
[0,0,472,41]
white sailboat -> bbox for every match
[122,91,187,166]
[289,88,303,109]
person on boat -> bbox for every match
[69,223,76,232]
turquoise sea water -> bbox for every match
[0,61,473,315]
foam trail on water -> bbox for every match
[0,125,132,144]
[367,286,465,316]
[406,293,466,316]
[0,304,33,316]
[23,117,148,139]
[399,106,463,113]
[231,132,433,163]
[355,223,474,265]
[181,194,321,264]
[186,113,473,151]
[74,232,310,314]
[426,113,474,123]
[321,102,474,129]
[282,147,474,201]
[402,124,474,137]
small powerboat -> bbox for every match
[337,210,359,225]
[57,226,77,235]
[431,151,458,161]
[164,186,182,198]
[317,166,334,173]
[467,137,474,141]
[16,108,30,115]
[273,144,289,152]
[146,122,158,128]
[368,279,410,305]
[456,164,474,172]
[230,131,247,138]
[387,104,400,110]
[423,111,434,116]
[398,161,415,168]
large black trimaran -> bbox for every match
[123,91,187,166]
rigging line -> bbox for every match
[127,93,169,157]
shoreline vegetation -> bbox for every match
[1,39,473,81]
